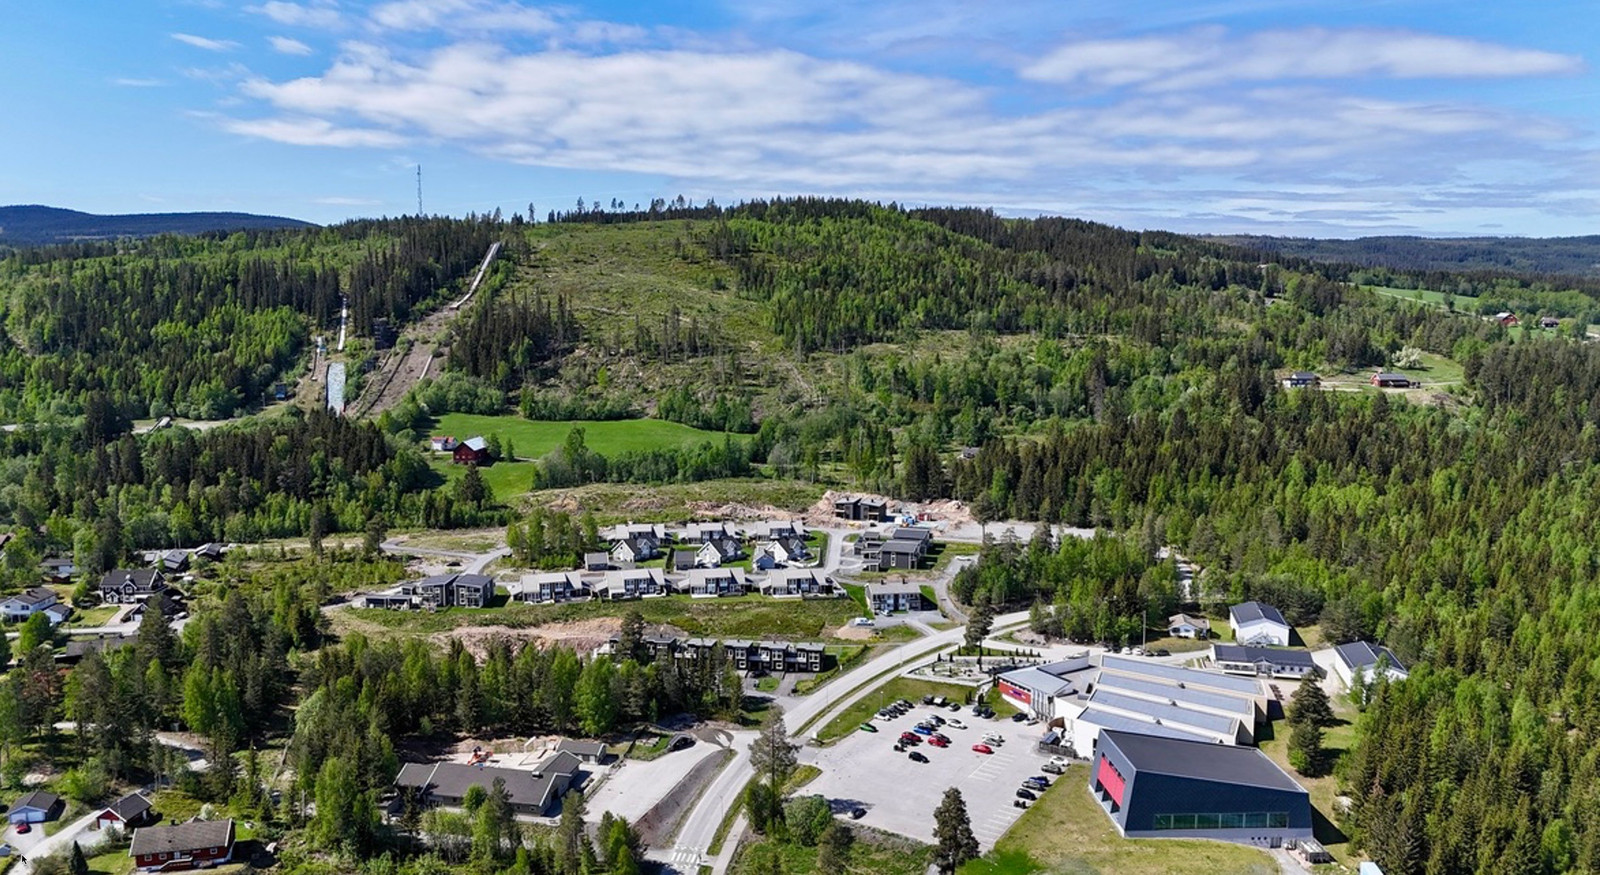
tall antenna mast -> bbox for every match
[416,165,423,215]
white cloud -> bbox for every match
[213,16,1599,234]
[224,115,406,147]
[172,32,240,52]
[249,1,343,29]
[1022,27,1583,91]
[270,36,314,55]
[367,0,647,44]
[112,77,167,87]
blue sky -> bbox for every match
[3,0,1599,236]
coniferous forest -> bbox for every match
[6,200,1600,872]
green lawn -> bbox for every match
[814,677,979,742]
[1257,704,1360,866]
[961,764,1278,875]
[73,604,120,627]
[430,413,741,459]
[335,593,861,641]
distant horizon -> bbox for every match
[4,200,1596,243]
[4,1,1598,238]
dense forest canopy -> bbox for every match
[7,200,1600,872]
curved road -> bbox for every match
[664,609,1029,873]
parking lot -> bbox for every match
[800,699,1057,850]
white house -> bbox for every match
[2,588,60,624]
[1166,612,1211,639]
[694,538,744,568]
[1228,601,1291,647]
[1331,641,1409,686]
[758,536,811,567]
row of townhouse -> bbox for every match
[603,521,813,570]
[364,568,837,610]
[609,634,828,674]
[853,525,936,571]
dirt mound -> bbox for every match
[432,618,686,658]
[811,490,975,528]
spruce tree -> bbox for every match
[1288,676,1335,729]
[933,787,980,874]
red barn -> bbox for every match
[130,819,234,871]
[453,436,490,466]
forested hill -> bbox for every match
[0,204,315,245]
[1212,232,1600,279]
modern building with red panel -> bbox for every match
[1090,730,1312,848]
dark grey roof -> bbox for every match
[100,568,164,590]
[4,588,57,608]
[63,636,135,659]
[1229,601,1288,627]
[105,792,153,822]
[452,573,493,590]
[890,526,933,542]
[556,739,607,758]
[1212,644,1315,668]
[1288,371,1319,380]
[1100,730,1306,793]
[1373,372,1409,381]
[1334,641,1406,673]
[398,755,581,813]
[11,790,59,813]
[129,819,234,857]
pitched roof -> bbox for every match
[397,757,580,813]
[1212,644,1315,668]
[1167,612,1210,628]
[462,436,489,451]
[1088,689,1240,736]
[555,739,607,758]
[1077,708,1215,744]
[11,790,60,813]
[879,538,925,555]
[129,819,234,857]
[867,579,924,595]
[1229,601,1288,627]
[104,792,153,822]
[999,665,1080,698]
[1097,655,1265,697]
[3,588,58,608]
[1334,641,1407,674]
[1100,730,1306,793]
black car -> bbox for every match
[850,807,866,820]
[947,702,962,712]
[1023,777,1050,790]
[1154,648,1171,657]
[669,736,695,752]
[909,751,929,763]
[929,715,945,726]
[1015,788,1036,801]
[1011,712,1028,722]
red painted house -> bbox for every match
[95,792,154,831]
[452,436,490,466]
[129,819,234,871]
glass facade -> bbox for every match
[1152,812,1290,830]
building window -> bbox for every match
[1152,811,1290,831]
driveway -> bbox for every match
[586,742,724,825]
[5,809,112,875]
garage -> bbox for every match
[6,790,61,825]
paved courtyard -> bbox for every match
[800,700,1056,850]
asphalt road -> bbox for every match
[661,609,1030,874]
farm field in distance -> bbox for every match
[428,413,743,459]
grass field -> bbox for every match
[73,604,120,627]
[815,677,979,742]
[334,592,862,641]
[431,413,740,459]
[1257,702,1360,866]
[960,764,1278,875]
[732,828,933,875]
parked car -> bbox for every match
[947,702,962,712]
[921,695,935,705]
[1041,761,1066,775]
[933,733,951,744]
[850,808,866,820]
[972,743,994,754]
[929,714,945,726]
[899,732,920,744]
[946,718,967,730]
[928,736,949,748]
[983,732,1005,745]
[859,722,878,733]
[1013,799,1029,810]
[852,617,875,627]
[670,736,695,752]
[894,743,904,752]
[14,824,30,835]
[1153,648,1170,657]
[913,725,934,735]
[1024,776,1050,790]
[909,751,929,763]
[1048,755,1070,766]
[897,699,913,709]
[1011,712,1028,722]
[1016,788,1037,801]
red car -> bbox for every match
[899,732,921,744]
[15,822,32,834]
[928,736,949,748]
[971,743,994,754]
